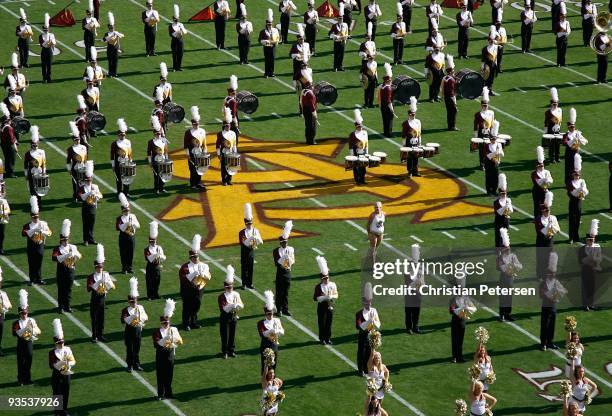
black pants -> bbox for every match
[1,142,16,176]
[357,329,371,373]
[220,155,232,185]
[491,7,500,25]
[551,7,560,32]
[353,165,366,184]
[41,48,52,82]
[581,267,595,307]
[565,147,577,184]
[181,289,202,327]
[27,241,44,283]
[18,38,29,67]
[119,232,135,272]
[429,70,443,100]
[532,185,546,218]
[364,76,377,107]
[152,161,165,192]
[275,275,291,313]
[305,24,316,53]
[367,20,378,41]
[597,54,608,83]
[317,302,333,342]
[155,347,175,398]
[548,137,561,163]
[458,27,469,58]
[16,338,33,383]
[114,166,130,195]
[124,325,142,369]
[304,110,317,144]
[582,19,593,46]
[144,26,156,55]
[497,46,504,72]
[521,24,533,52]
[280,13,290,44]
[407,155,419,176]
[556,36,567,66]
[381,106,393,138]
[402,6,412,30]
[240,246,255,287]
[90,292,105,339]
[259,339,278,373]
[107,46,119,76]
[145,262,161,299]
[499,274,513,318]
[483,62,496,90]
[82,203,96,243]
[0,223,5,252]
[484,159,499,194]
[238,34,250,63]
[333,42,345,70]
[186,156,201,187]
[220,311,237,354]
[263,46,276,76]
[494,214,509,248]
[51,370,70,416]
[84,31,95,61]
[568,196,582,242]
[450,314,466,360]
[540,307,556,347]
[57,265,74,310]
[171,38,184,71]
[393,39,404,64]
[0,315,4,351]
[445,97,457,129]
[405,306,420,332]
[215,16,226,48]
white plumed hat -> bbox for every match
[536,146,545,164]
[90,46,97,62]
[229,74,238,91]
[569,108,576,125]
[30,195,39,215]
[498,173,507,191]
[19,8,27,21]
[151,115,162,132]
[573,153,582,173]
[108,11,115,26]
[155,86,164,103]
[411,244,420,262]
[61,219,71,238]
[129,276,139,299]
[560,2,567,15]
[118,192,130,209]
[86,66,95,82]
[297,23,305,38]
[481,87,490,103]
[491,120,500,138]
[117,118,128,133]
[173,4,180,19]
[446,54,455,69]
[281,220,293,241]
[589,219,599,238]
[240,3,247,16]
[88,0,95,12]
[548,251,558,273]
[190,106,201,123]
[544,190,554,208]
[149,221,159,240]
[191,234,201,255]
[354,109,363,125]
[339,3,345,16]
[500,227,510,247]
[160,62,168,79]
[19,289,28,311]
[264,290,276,311]
[95,243,105,265]
[0,103,9,119]
[225,265,235,285]
[430,17,438,30]
[362,282,373,302]
[367,21,373,38]
[244,203,253,222]
[163,298,176,318]
[267,8,274,22]
[30,125,40,144]
[11,52,19,69]
[223,107,232,124]
[384,62,393,79]
[550,87,559,103]
[316,255,329,276]
[497,8,503,23]
[77,95,87,110]
[53,318,64,341]
[44,13,50,29]
[69,121,80,138]
[409,96,417,114]
[396,2,403,16]
[85,160,94,177]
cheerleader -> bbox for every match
[365,396,388,416]
[563,399,581,416]
[469,381,497,416]
[474,344,493,392]
[365,350,389,413]
[569,366,598,413]
[565,332,584,378]
[261,363,283,415]
[367,202,385,260]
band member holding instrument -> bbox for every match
[490,0,504,25]
[456,0,473,59]
[66,121,88,201]
[52,219,82,314]
[359,22,377,76]
[380,65,394,137]
[224,75,240,143]
[340,0,358,35]
[593,31,609,83]
[16,9,33,68]
[426,0,444,34]
[4,81,24,121]
[363,54,378,109]
[563,108,588,183]
[103,12,124,78]
[520,0,536,53]
[497,228,522,321]
[24,126,46,200]
[218,265,244,359]
[142,0,160,57]
[365,0,383,41]
[75,95,91,147]
[356,283,380,376]
[441,55,458,131]
[216,108,237,186]
[169,5,187,72]
[402,97,422,177]
[567,155,589,244]
[473,88,494,169]
[152,89,166,138]
[78,161,101,246]
[367,202,385,261]
[390,5,406,65]
[482,29,499,93]
[450,281,476,363]
[116,193,140,274]
[0,188,10,255]
[184,106,208,190]
[291,25,311,88]
[304,0,319,55]
[239,203,263,290]
[13,290,41,385]
[532,146,554,217]
[83,1,100,62]
[579,219,602,311]
[425,20,445,52]
[154,62,172,106]
[544,87,562,163]
[556,3,571,67]
[273,221,295,316]
[39,13,56,83]
[4,53,28,94]
[300,67,318,144]
[22,196,51,285]
[214,0,231,49]
[484,121,504,195]
[0,269,12,355]
[539,252,566,350]
[258,290,285,371]
[147,116,169,194]
[0,103,18,177]
[494,174,513,247]
[49,319,75,414]
[405,244,424,334]
[401,0,414,34]
[81,74,100,112]
[535,191,560,249]
[259,9,280,78]
[237,4,253,64]
[330,4,349,72]
[425,43,445,102]
[494,11,507,73]
[582,0,597,46]
[122,277,148,372]
[87,244,115,343]
[179,234,211,331]
[153,299,183,400]
[279,0,298,44]
[111,118,133,196]
[144,221,165,300]
[349,110,368,185]
[313,256,338,345]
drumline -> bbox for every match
[344,151,388,170]
[541,133,564,148]
[469,136,512,153]
[399,143,440,162]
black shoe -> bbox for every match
[156,396,163,401]
[57,307,63,314]
[223,353,228,359]
[89,240,98,245]
[590,306,600,311]
[457,358,466,363]
[539,345,547,351]
[326,340,333,345]
[83,241,89,246]
[127,268,134,274]
[38,280,46,285]
[319,339,326,345]
[127,367,133,373]
[451,358,457,363]
[192,323,201,329]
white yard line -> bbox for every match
[215,118,223,124]
[174,264,182,269]
[243,114,252,121]
[73,279,81,287]
[513,87,526,93]
[311,247,324,255]
[509,225,520,231]
[441,231,456,240]
[271,112,282,118]
[344,243,358,251]
[600,212,612,220]
[540,84,549,90]
[566,82,577,87]
[48,0,56,4]
[410,235,424,243]
[128,127,139,133]
[140,269,146,274]
[474,227,488,235]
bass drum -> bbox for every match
[236,91,259,114]
[86,111,107,132]
[455,69,485,100]
[392,75,421,104]
[163,102,186,124]
[11,116,31,134]
[314,81,338,106]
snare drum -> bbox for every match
[425,142,440,154]
[400,146,411,162]
[470,138,484,152]
[422,146,435,158]
[224,152,241,176]
[372,151,387,164]
[75,163,88,184]
[159,160,174,183]
[409,147,423,158]
[119,161,136,185]
[345,155,358,170]
[33,173,50,197]
[368,155,381,168]
[194,152,211,175]
[357,156,369,168]
[498,134,512,147]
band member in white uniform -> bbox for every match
[236,4,253,64]
[349,110,368,185]
[51,219,82,313]
[402,97,422,177]
[179,234,211,331]
[239,203,263,289]
[116,192,140,274]
[49,319,75,414]
[313,256,338,344]
[144,221,165,300]
[497,228,522,321]
[216,108,237,186]
[87,244,115,343]
[39,14,56,83]
[153,299,183,400]
[82,1,100,62]
[218,265,244,358]
[169,5,187,71]
[16,9,33,68]
[12,289,41,385]
[142,0,160,56]
[121,277,148,372]
[22,196,52,285]
[273,221,295,316]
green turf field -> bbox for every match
[0,0,610,414]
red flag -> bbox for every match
[189,5,216,22]
[49,8,76,27]
[317,0,339,18]
[442,0,480,10]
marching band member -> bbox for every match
[49,319,75,414]
[340,0,358,34]
[520,0,536,53]
[473,87,495,168]
[552,0,564,32]
[390,5,406,65]
[258,290,285,371]
[291,25,311,89]
[24,126,46,199]
[494,10,507,73]
[142,0,160,57]
[0,190,9,255]
[362,53,378,109]
[367,202,385,262]
[103,12,124,78]
[402,96,421,177]
[490,0,505,25]
[299,63,318,145]
[563,108,587,183]
[469,381,497,415]
[75,95,91,147]
[184,106,208,190]
[569,366,598,413]
[122,277,148,372]
[13,289,41,385]
[179,234,211,331]
[441,55,458,131]
[356,283,380,376]
[82,1,100,62]
[313,256,338,344]
[425,21,445,54]
[405,244,424,334]
[260,10,280,78]
[378,66,394,133]
[147,115,169,194]
[532,146,553,217]
[365,350,390,413]
[52,219,82,313]
[593,31,609,83]
[556,3,571,67]
[218,265,244,358]
[544,87,562,163]
[536,191,561,247]
[539,252,566,350]
[497,228,522,321]
[153,298,183,400]
[0,269,13,355]
[16,9,33,68]
[236,4,253,64]
[567,154,588,244]
[116,192,140,274]
[39,13,56,83]
[239,203,263,289]
[425,42,445,102]
[304,0,319,55]
[273,221,295,316]
[214,0,231,49]
[426,0,443,34]
[87,244,115,343]
[81,72,100,112]
[66,121,88,201]
[364,0,382,41]
[78,161,102,246]
[4,53,28,94]
[152,89,166,137]
[0,103,18,177]
[216,108,237,186]
[494,173,513,247]
[169,5,187,72]
[482,28,499,93]
[279,0,298,44]
[4,83,24,125]
[154,62,172,105]
[349,109,368,185]
[329,5,349,72]
[456,0,473,60]
[582,0,597,46]
[484,121,504,195]
[359,22,377,76]
[224,75,240,141]
[111,118,133,196]
[22,196,51,285]
[401,0,414,34]
[144,221,166,300]
[579,219,601,311]
[82,47,104,88]
[449,281,477,363]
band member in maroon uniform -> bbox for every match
[142,0,159,56]
[22,196,51,285]
[218,265,244,358]
[380,63,394,137]
[116,193,140,274]
[349,110,369,185]
[82,1,100,62]
[300,69,318,145]
[39,14,56,83]
[13,290,41,385]
[169,5,187,72]
[425,0,443,34]
[362,54,378,109]
[153,299,183,400]
[78,161,102,245]
[563,108,588,184]
[224,75,240,144]
[402,97,422,177]
[239,203,263,290]
[49,319,75,414]
[87,244,115,343]
[273,222,295,316]
[52,220,82,313]
[184,107,208,191]
[456,0,473,59]
[555,3,570,67]
[356,283,380,376]
[481,29,499,92]
[16,9,33,68]
[0,103,18,177]
[110,119,133,196]
[258,290,285,372]
[147,116,169,194]
[144,221,165,300]
[23,126,46,200]
[425,44,445,102]
[313,256,338,344]
[390,5,406,64]
[75,95,90,147]
[473,88,495,169]
[216,108,238,186]
[329,5,349,72]
[179,235,210,331]
[497,228,522,321]
[364,0,383,41]
[441,55,458,131]
[520,1,536,53]
[567,155,589,244]
[214,0,231,49]
[121,277,148,372]
[484,121,504,195]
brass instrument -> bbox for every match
[162,328,183,349]
[282,256,291,270]
[192,265,209,290]
[131,306,142,328]
[505,262,518,279]
[86,189,100,206]
[590,32,611,55]
[124,215,135,237]
[268,321,279,344]
[59,350,75,375]
[21,319,35,341]
[96,280,107,295]
[31,226,45,244]
[326,286,337,311]
[63,247,76,269]
[577,188,586,200]
[250,235,259,249]
[594,11,611,32]
[503,204,511,219]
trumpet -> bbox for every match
[505,263,519,279]
[63,251,76,269]
[21,319,36,341]
[131,306,142,328]
[32,227,45,244]
[86,191,100,206]
[503,205,511,219]
[96,278,108,295]
[60,350,75,375]
[125,216,135,237]
[251,237,259,249]
[282,256,291,270]
[577,189,586,200]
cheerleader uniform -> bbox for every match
[263,382,280,415]
[369,365,385,400]
[565,344,583,377]
[478,359,492,391]
[569,380,588,413]
[471,395,487,415]
[370,213,385,236]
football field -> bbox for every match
[0,0,610,414]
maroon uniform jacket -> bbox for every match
[66,145,87,170]
[224,95,239,126]
[1,122,17,146]
[218,292,230,313]
[442,74,457,97]
[86,273,97,293]
[48,350,60,370]
[355,309,368,331]
[300,88,317,113]
[120,306,130,325]
[379,83,393,106]
[147,139,168,160]
[544,109,562,130]
[258,29,276,46]
[179,262,202,293]
[152,328,163,349]
[75,114,89,139]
